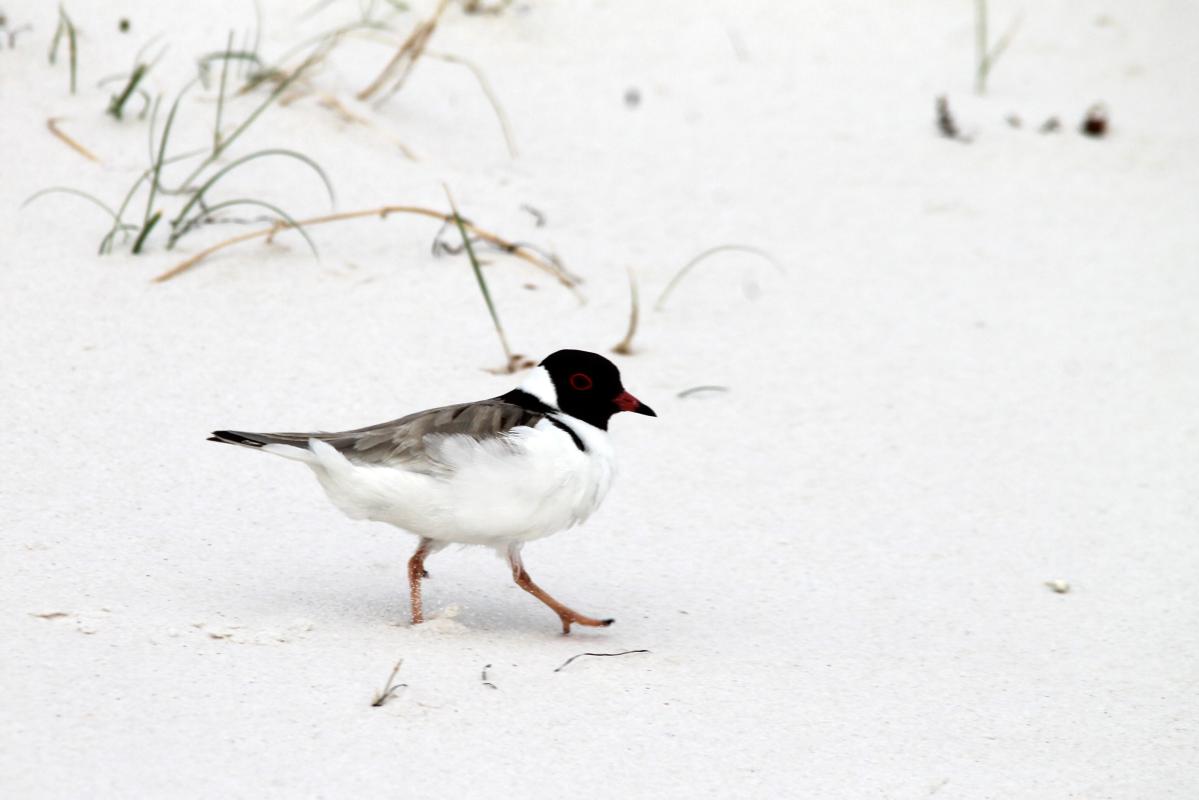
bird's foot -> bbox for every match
[558,612,615,635]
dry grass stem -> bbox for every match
[612,267,640,355]
[46,118,99,162]
[370,659,407,707]
[153,204,578,288]
[655,244,783,311]
[358,0,451,102]
[425,51,517,157]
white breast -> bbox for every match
[300,415,616,548]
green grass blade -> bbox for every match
[214,31,234,154]
[213,47,320,161]
[138,89,186,253]
[22,187,120,221]
[131,211,162,254]
[62,6,77,94]
[444,186,514,369]
[168,148,336,235]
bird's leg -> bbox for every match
[506,544,614,635]
[407,537,434,625]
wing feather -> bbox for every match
[215,399,545,474]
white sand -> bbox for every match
[2,1,1197,797]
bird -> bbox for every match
[208,349,656,633]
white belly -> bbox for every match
[302,417,616,547]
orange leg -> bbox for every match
[407,537,434,625]
[507,544,613,634]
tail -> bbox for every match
[209,430,273,448]
[209,430,317,462]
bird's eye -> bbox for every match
[569,372,593,391]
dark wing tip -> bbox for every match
[208,430,266,447]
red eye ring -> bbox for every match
[569,372,593,391]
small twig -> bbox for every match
[677,385,728,398]
[935,95,961,140]
[154,204,578,289]
[370,659,407,707]
[554,649,649,673]
[46,118,99,162]
[520,204,546,227]
[481,664,498,689]
[425,51,518,158]
[612,266,640,355]
[6,23,32,49]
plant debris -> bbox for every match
[481,664,498,689]
[611,267,640,355]
[46,118,99,162]
[520,204,546,227]
[553,649,650,673]
[151,204,575,289]
[371,659,407,707]
[935,95,967,141]
[677,385,728,399]
[1080,104,1108,137]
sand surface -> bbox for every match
[2,1,1197,797]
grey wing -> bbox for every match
[212,400,545,474]
[322,400,546,469]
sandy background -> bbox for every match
[2,1,1197,797]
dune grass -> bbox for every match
[444,185,529,373]
[150,204,576,292]
[358,0,450,102]
[28,32,337,259]
[974,0,1021,95]
[369,659,406,708]
[655,244,783,311]
[612,267,640,355]
[48,5,77,94]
